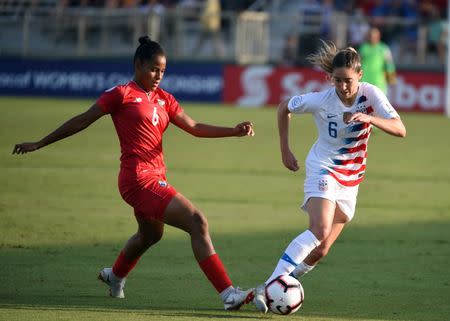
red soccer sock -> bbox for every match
[112,251,140,278]
[198,253,233,293]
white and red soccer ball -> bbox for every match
[265,275,304,315]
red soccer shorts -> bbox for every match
[118,169,178,222]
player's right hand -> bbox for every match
[12,142,41,154]
[281,149,299,172]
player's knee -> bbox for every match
[310,225,331,242]
[191,210,209,236]
[139,230,163,247]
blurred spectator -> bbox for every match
[297,0,326,64]
[121,0,140,8]
[280,33,298,66]
[397,0,420,51]
[320,0,334,40]
[441,23,448,65]
[333,0,357,14]
[370,0,388,30]
[104,0,119,8]
[221,0,256,12]
[420,1,447,65]
[370,0,413,43]
[348,7,370,49]
[140,0,166,15]
[193,0,225,57]
[298,0,321,32]
[359,27,397,94]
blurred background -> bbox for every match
[0,0,447,112]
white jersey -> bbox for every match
[288,82,399,187]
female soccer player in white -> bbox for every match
[253,41,406,313]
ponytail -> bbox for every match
[307,40,361,74]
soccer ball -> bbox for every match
[265,275,304,315]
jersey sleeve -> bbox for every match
[370,84,399,119]
[166,93,184,120]
[287,91,324,114]
[96,86,123,114]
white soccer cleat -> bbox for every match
[98,267,126,298]
[223,287,254,311]
[253,283,269,313]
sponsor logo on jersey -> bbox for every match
[157,99,165,106]
[158,180,168,187]
[134,97,142,103]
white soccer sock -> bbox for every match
[220,285,234,301]
[266,230,320,284]
[290,261,315,278]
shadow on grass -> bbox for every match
[1,222,450,320]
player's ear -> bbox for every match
[134,58,143,71]
[358,69,363,80]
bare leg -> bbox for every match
[163,192,251,307]
[163,193,214,262]
[100,214,165,297]
[121,216,164,261]
[304,205,349,266]
[265,197,334,283]
[306,197,337,242]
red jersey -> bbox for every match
[96,81,183,174]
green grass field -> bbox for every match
[1,96,449,321]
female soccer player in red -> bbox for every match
[252,41,406,313]
[13,36,255,310]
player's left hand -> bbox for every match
[12,142,42,154]
[346,112,372,124]
[234,121,255,137]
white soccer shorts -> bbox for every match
[300,175,359,221]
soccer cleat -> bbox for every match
[253,283,269,313]
[223,287,254,311]
[98,267,126,298]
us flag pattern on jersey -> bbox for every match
[288,82,399,187]
[326,120,371,186]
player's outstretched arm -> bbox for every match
[13,104,106,154]
[278,100,299,172]
[172,111,255,138]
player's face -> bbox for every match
[136,55,166,92]
[331,67,362,105]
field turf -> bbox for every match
[1,97,449,321]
